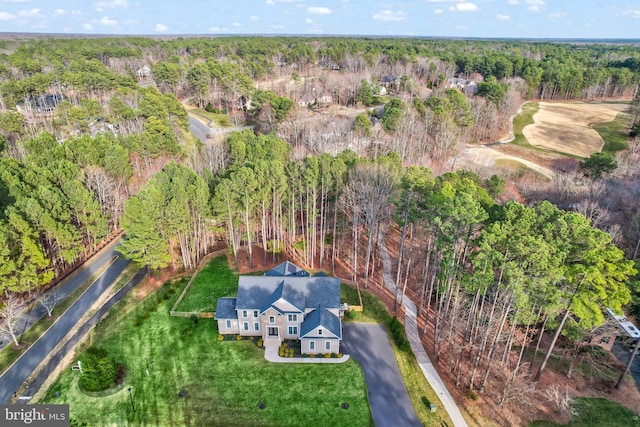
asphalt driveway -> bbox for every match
[341,323,422,427]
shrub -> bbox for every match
[78,347,118,392]
[217,335,224,341]
[236,334,242,340]
[325,353,331,358]
[466,390,478,400]
[348,310,358,320]
[336,353,343,358]
[257,339,263,347]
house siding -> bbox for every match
[301,338,340,355]
[217,319,238,334]
[260,307,286,340]
[237,309,263,337]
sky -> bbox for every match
[0,0,639,39]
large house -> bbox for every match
[214,262,342,355]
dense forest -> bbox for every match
[1,36,640,416]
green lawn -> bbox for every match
[176,256,239,313]
[530,397,640,427]
[594,112,632,154]
[511,102,539,147]
[40,280,372,427]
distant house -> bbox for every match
[447,77,478,95]
[17,94,64,116]
[136,65,152,78]
[214,261,343,354]
[379,75,397,88]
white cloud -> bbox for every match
[83,23,93,30]
[232,22,241,27]
[95,0,129,12]
[455,25,467,30]
[155,23,168,32]
[209,26,221,31]
[496,14,510,20]
[97,16,118,26]
[270,24,285,30]
[266,0,274,4]
[17,8,41,17]
[53,9,65,17]
[549,12,565,18]
[507,0,519,4]
[250,15,260,21]
[0,11,16,20]
[1,0,30,3]
[450,2,477,12]
[525,0,544,12]
[307,6,332,15]
[72,10,83,16]
[623,9,640,19]
[305,18,314,24]
[373,10,407,22]
[434,8,443,14]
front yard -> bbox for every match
[39,277,372,426]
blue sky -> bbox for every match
[0,0,639,39]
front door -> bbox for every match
[268,327,279,337]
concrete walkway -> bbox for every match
[378,235,469,427]
[264,345,350,363]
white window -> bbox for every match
[288,314,297,322]
[242,310,248,318]
[269,316,275,324]
[309,341,315,350]
[253,310,259,318]
[325,341,331,351]
[225,320,231,329]
[243,322,249,331]
[254,322,260,331]
[318,328,323,336]
[288,326,298,335]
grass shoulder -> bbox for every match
[530,397,640,427]
[0,262,139,375]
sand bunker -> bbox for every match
[522,102,627,157]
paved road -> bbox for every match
[341,323,422,427]
[18,268,146,401]
[188,112,254,142]
[0,238,123,352]
[612,341,640,391]
[0,254,132,404]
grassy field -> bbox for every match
[40,279,372,426]
[530,397,640,427]
[594,112,632,154]
[190,109,234,127]
[0,261,139,375]
[176,256,239,313]
[511,102,539,147]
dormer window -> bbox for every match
[269,316,275,324]
[318,328,323,335]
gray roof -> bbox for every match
[264,261,310,277]
[236,276,340,311]
[214,297,237,319]
[300,308,342,339]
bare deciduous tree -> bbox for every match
[0,292,23,347]
[38,288,62,318]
